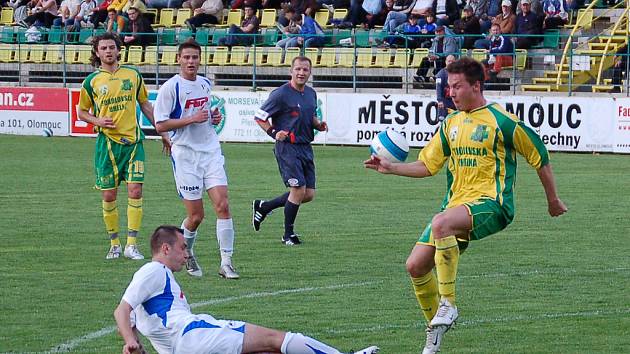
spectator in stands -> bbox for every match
[147,0,184,10]
[382,0,416,34]
[89,0,114,28]
[182,0,204,10]
[611,44,628,93]
[262,0,283,9]
[541,0,567,29]
[453,5,481,49]
[466,0,490,33]
[415,25,460,81]
[278,0,318,26]
[418,11,436,47]
[18,0,59,28]
[275,6,301,44]
[219,4,260,46]
[363,0,394,29]
[293,12,327,47]
[385,13,422,48]
[431,0,459,27]
[185,0,223,32]
[122,0,147,16]
[53,0,81,27]
[7,0,31,24]
[349,0,367,26]
[514,0,542,49]
[564,0,583,12]
[435,54,456,121]
[105,7,126,34]
[318,0,350,13]
[72,0,97,30]
[516,0,541,15]
[492,0,516,33]
[122,6,155,45]
[481,23,514,80]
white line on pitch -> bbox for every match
[42,281,381,354]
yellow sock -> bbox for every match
[102,200,120,246]
[411,272,439,323]
[434,235,460,306]
[127,198,143,246]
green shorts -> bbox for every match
[94,133,145,190]
[417,198,512,246]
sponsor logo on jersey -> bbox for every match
[449,126,458,141]
[121,79,133,91]
[470,124,489,142]
[184,97,209,109]
[287,178,299,187]
[180,185,201,192]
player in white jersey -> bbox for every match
[154,39,238,280]
[114,225,380,354]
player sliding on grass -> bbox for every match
[364,57,567,353]
[114,225,380,354]
[78,32,170,261]
[154,39,239,280]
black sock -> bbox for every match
[261,192,289,213]
[284,200,300,237]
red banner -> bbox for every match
[0,87,68,112]
[70,89,96,136]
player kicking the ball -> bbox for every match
[154,39,238,279]
[364,58,567,353]
[114,225,380,354]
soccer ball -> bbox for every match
[42,128,53,137]
[369,130,409,162]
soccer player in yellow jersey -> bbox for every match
[364,58,568,353]
[78,32,170,261]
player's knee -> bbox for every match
[188,213,204,228]
[127,187,142,199]
[431,213,449,238]
[213,199,230,218]
[302,190,315,203]
[406,256,433,277]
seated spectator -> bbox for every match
[105,7,126,34]
[262,0,283,9]
[7,0,32,25]
[122,0,147,17]
[385,13,422,48]
[72,0,97,30]
[481,23,514,80]
[19,0,59,28]
[89,0,114,28]
[453,5,481,49]
[122,6,155,45]
[146,0,183,10]
[53,0,81,27]
[418,11,436,47]
[515,0,542,49]
[492,0,516,34]
[219,4,260,46]
[185,0,223,32]
[362,0,390,29]
[182,0,204,10]
[382,0,416,34]
[276,10,326,49]
[516,0,542,15]
[275,6,301,42]
[542,0,568,30]
[564,0,583,12]
[278,0,318,26]
[431,0,459,26]
[415,25,460,80]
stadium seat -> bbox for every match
[0,43,14,62]
[0,26,14,43]
[356,48,373,67]
[314,9,329,28]
[260,28,279,46]
[143,46,158,65]
[262,47,283,66]
[78,27,93,44]
[160,28,177,45]
[334,29,352,46]
[317,47,336,67]
[47,26,63,44]
[15,44,29,62]
[153,8,175,28]
[217,10,242,28]
[62,45,77,64]
[390,48,411,68]
[160,46,178,65]
[371,48,391,67]
[284,47,300,66]
[174,8,191,27]
[471,48,487,62]
[331,9,348,22]
[211,28,227,45]
[259,9,277,28]
[411,48,429,67]
[209,46,229,65]
[145,8,158,24]
[228,46,247,65]
[178,28,193,43]
[196,27,212,45]
[533,29,560,49]
[43,44,62,63]
[504,49,528,71]
[1,7,14,25]
[337,47,355,67]
[354,29,370,47]
[566,8,593,30]
[304,47,319,66]
[75,45,93,64]
[28,44,45,63]
[124,45,144,65]
[252,46,266,65]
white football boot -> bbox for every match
[186,254,203,277]
[352,346,379,354]
[106,245,122,260]
[422,325,449,354]
[430,298,458,328]
[123,245,145,260]
[219,264,240,279]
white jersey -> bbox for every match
[154,74,221,153]
[122,262,195,354]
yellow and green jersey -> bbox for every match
[79,65,149,145]
[419,102,549,218]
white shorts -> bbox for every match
[174,314,245,354]
[171,145,228,200]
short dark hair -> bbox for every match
[150,225,184,255]
[285,6,296,14]
[291,55,312,68]
[446,57,485,86]
[90,32,122,67]
[291,13,302,22]
[178,38,202,55]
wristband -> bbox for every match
[266,127,277,138]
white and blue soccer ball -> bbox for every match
[369,130,409,163]
[42,128,53,137]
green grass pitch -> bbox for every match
[1,135,629,353]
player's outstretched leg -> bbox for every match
[280,332,378,354]
[252,192,289,232]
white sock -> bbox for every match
[181,219,198,256]
[216,218,234,267]
[281,332,342,354]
